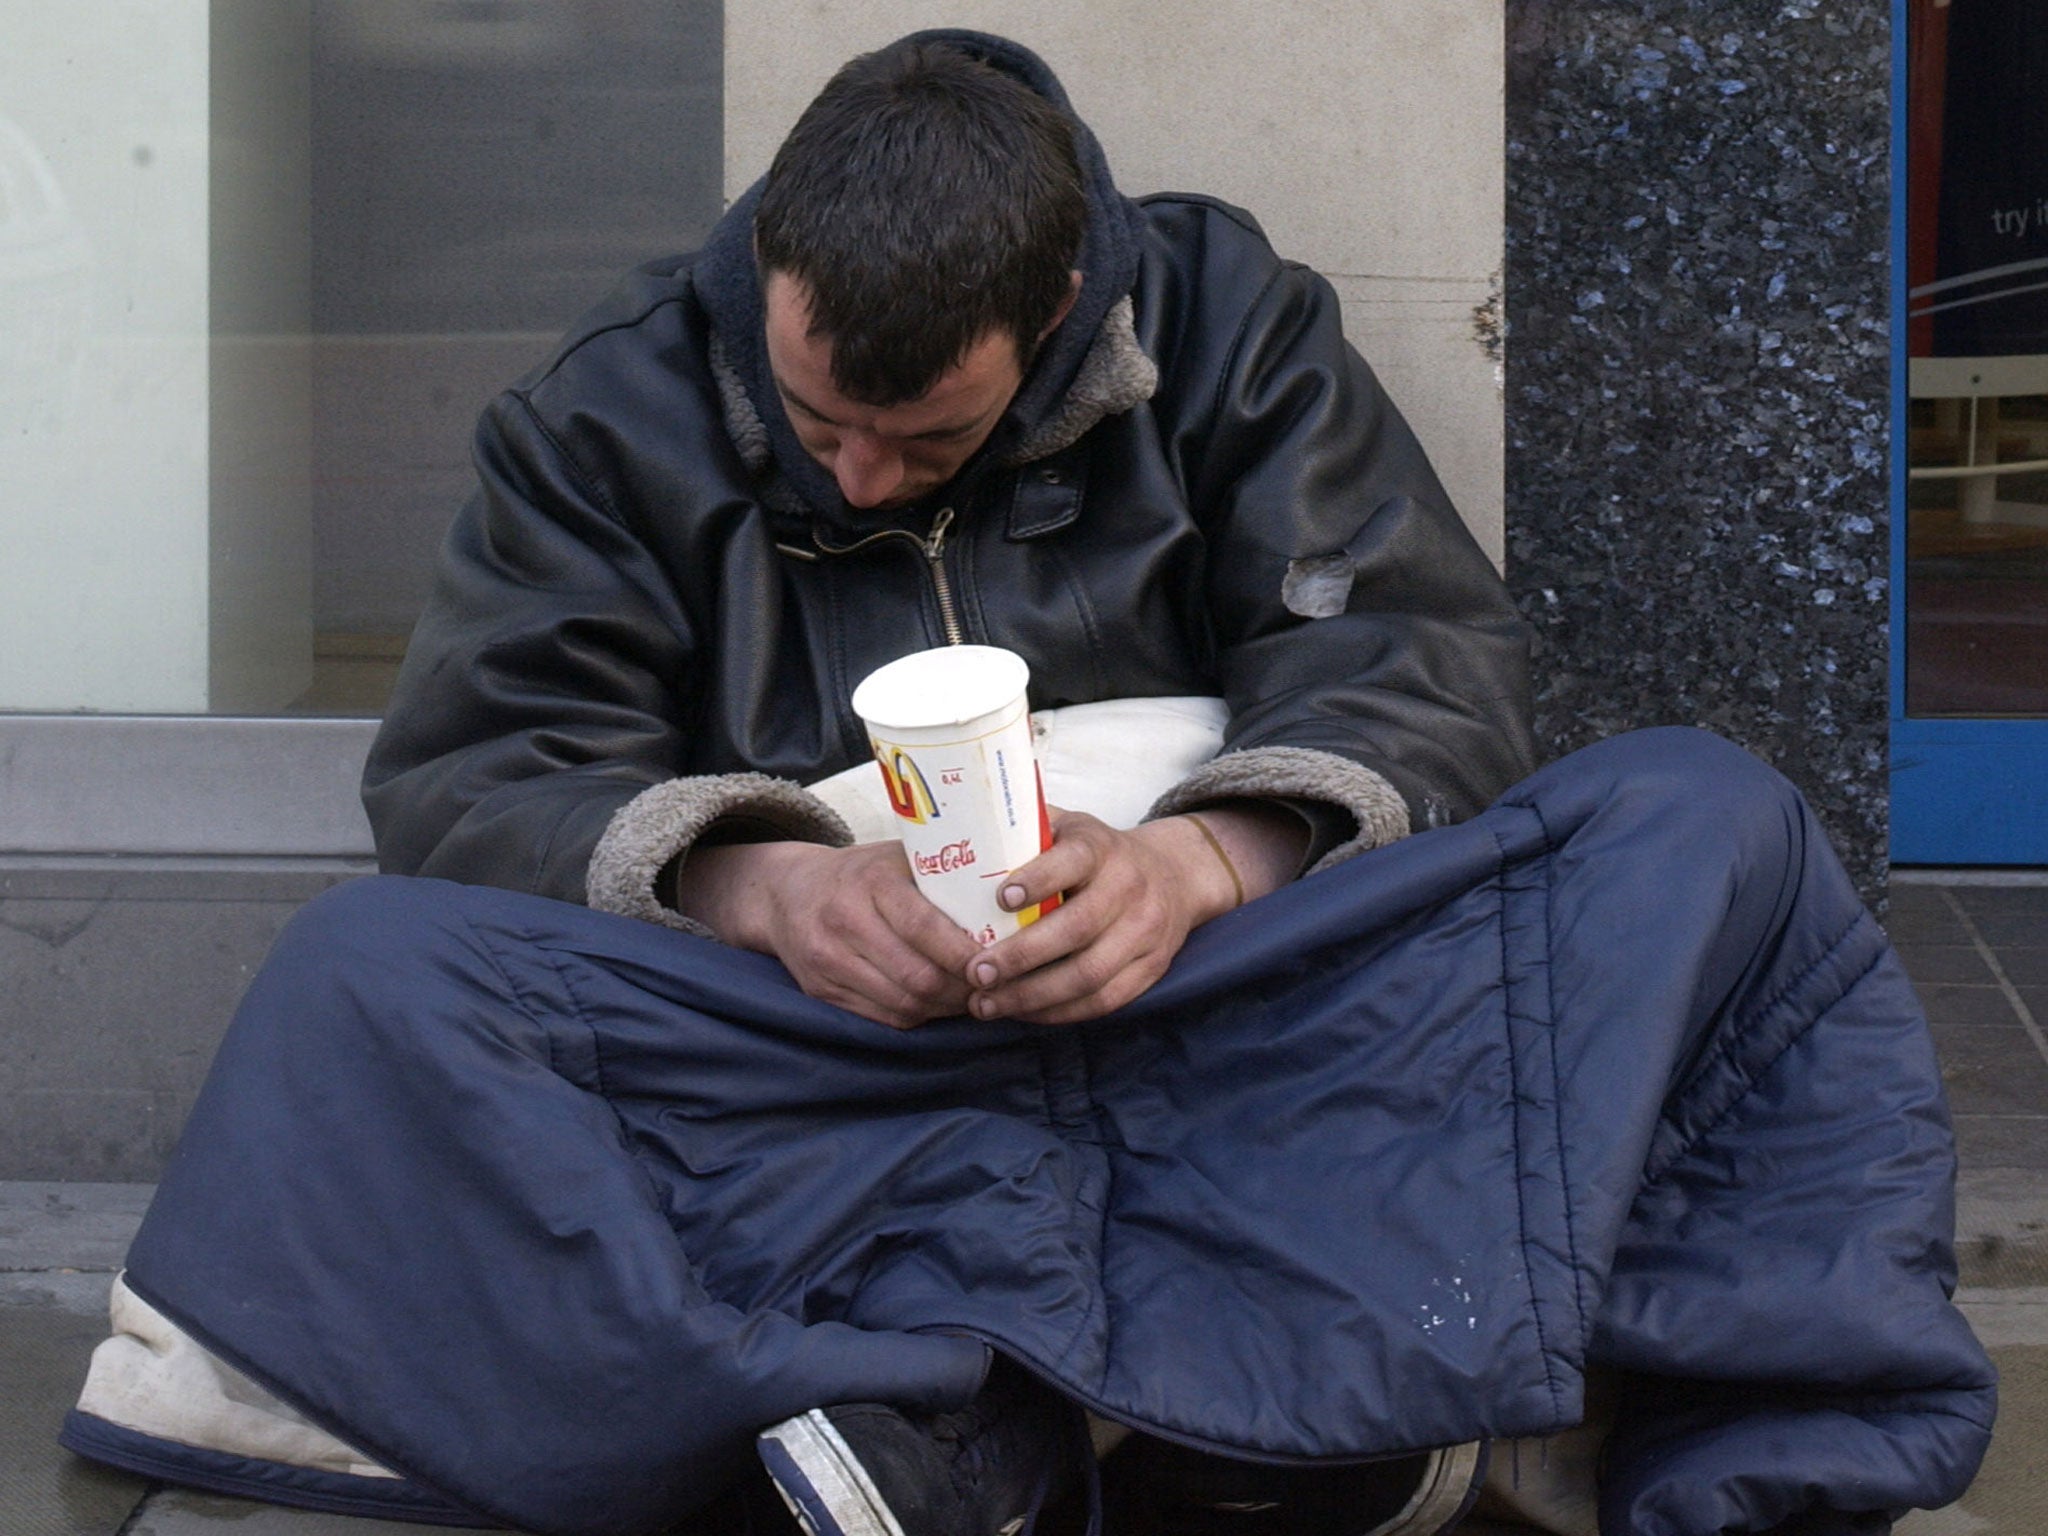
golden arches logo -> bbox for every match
[876,747,940,824]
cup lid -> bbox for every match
[851,645,1031,731]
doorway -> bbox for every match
[1894,0,2048,862]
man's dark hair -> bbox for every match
[754,40,1086,406]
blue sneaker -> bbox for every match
[756,1364,1073,1536]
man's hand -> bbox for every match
[674,840,981,1029]
[963,802,1310,1027]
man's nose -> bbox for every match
[833,432,906,509]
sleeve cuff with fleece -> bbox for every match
[585,772,854,937]
[1144,744,1412,876]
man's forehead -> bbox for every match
[763,271,1021,424]
[761,270,827,339]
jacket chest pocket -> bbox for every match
[976,460,1214,709]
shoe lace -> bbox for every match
[929,1390,1021,1487]
[922,1369,1073,1529]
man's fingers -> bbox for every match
[975,935,1170,1026]
[961,816,1218,1024]
[994,809,1110,914]
[776,843,977,1026]
[802,931,967,1026]
[966,891,1114,992]
[879,878,985,977]
[968,885,1169,1019]
[839,890,975,1015]
[968,811,1128,985]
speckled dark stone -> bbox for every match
[1504,4,1892,907]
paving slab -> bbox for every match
[1965,913,2048,947]
[1953,1114,2048,1172]
[1956,1166,2048,1291]
[0,1271,149,1536]
[1933,1025,2048,1117]
[1915,983,2031,1029]
[1950,885,2048,915]
[124,1489,502,1535]
[1896,1342,2048,1535]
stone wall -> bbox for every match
[1504,4,1893,904]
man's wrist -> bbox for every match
[670,840,811,952]
[1183,813,1247,909]
[1130,816,1240,927]
[1167,801,1312,908]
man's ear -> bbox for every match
[1038,271,1084,341]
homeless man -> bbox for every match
[64,28,1993,1536]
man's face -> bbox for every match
[762,271,1027,512]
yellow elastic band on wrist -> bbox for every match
[1186,812,1247,909]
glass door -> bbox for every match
[0,0,721,857]
[1893,0,2048,862]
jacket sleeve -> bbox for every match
[1142,214,1536,865]
[360,387,848,909]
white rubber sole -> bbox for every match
[1372,1439,1486,1536]
[757,1408,908,1536]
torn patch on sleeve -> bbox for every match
[1281,553,1355,619]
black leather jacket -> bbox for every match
[363,191,1535,916]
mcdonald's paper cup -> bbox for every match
[850,645,1058,945]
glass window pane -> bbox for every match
[1904,0,2048,719]
[0,0,722,716]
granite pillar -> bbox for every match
[1504,4,1893,905]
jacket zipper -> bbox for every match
[920,507,963,645]
[782,506,964,646]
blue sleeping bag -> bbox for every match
[63,729,1997,1534]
